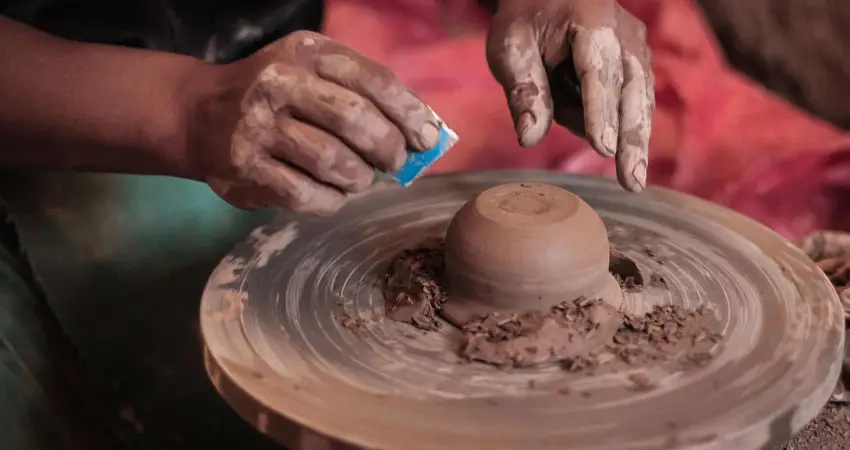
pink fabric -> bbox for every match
[323,0,850,241]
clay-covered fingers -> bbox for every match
[571,27,623,159]
[486,18,554,147]
[270,118,374,193]
[615,49,652,193]
[312,41,441,152]
[251,156,347,216]
[281,71,408,173]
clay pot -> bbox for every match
[441,182,622,324]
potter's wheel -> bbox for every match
[200,171,844,450]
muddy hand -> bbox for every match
[486,0,654,192]
[188,31,439,215]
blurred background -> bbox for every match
[321,0,850,242]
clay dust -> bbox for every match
[370,241,724,372]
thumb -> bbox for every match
[486,18,554,148]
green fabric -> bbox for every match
[0,173,283,449]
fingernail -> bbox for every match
[417,122,440,150]
[602,126,617,157]
[515,112,535,138]
[631,159,647,191]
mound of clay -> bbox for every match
[381,241,724,371]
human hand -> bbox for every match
[187,31,441,215]
[487,0,654,192]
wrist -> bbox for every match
[148,58,220,181]
[179,57,268,184]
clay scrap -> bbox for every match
[459,297,618,367]
[382,244,446,331]
[381,241,723,371]
[347,183,724,372]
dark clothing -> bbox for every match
[0,2,324,449]
[1,0,324,62]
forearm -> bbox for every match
[0,16,208,178]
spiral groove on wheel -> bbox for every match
[201,171,843,450]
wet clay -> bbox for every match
[441,183,622,325]
[460,297,620,367]
[379,183,722,368]
[382,240,723,370]
[383,243,447,331]
[205,172,842,450]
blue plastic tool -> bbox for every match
[382,113,459,188]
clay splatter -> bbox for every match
[337,313,370,337]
